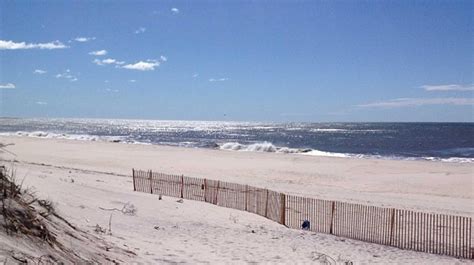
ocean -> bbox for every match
[0,118,473,163]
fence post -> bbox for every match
[204,179,208,202]
[264,189,269,218]
[280,193,286,226]
[244,185,248,211]
[149,170,153,194]
[132,168,136,191]
[180,175,184,199]
[214,181,220,205]
[329,201,336,234]
[469,218,473,260]
[389,208,396,246]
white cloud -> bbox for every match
[93,58,124,66]
[74,37,96,42]
[0,40,68,50]
[129,79,136,83]
[92,59,103,65]
[94,56,165,71]
[103,58,124,65]
[134,27,146,34]
[89,50,107,56]
[55,69,78,82]
[421,84,474,92]
[36,101,47,105]
[33,69,47,74]
[209,78,229,82]
[171,8,180,14]
[0,83,15,89]
[192,73,199,78]
[105,88,119,93]
[357,98,474,108]
[122,60,160,71]
[102,58,117,64]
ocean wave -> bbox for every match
[2,131,472,163]
[219,141,346,156]
[431,147,474,157]
[220,142,278,152]
[310,129,385,133]
[301,149,350,158]
[0,131,130,144]
[217,141,474,163]
[421,157,474,163]
[311,129,347,132]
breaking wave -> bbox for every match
[0,131,146,145]
[310,128,385,133]
[218,141,474,162]
[219,142,351,157]
[1,130,472,163]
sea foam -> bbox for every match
[219,141,346,156]
[0,131,129,144]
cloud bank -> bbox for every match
[134,27,146,34]
[74,37,96,42]
[209,78,229,82]
[55,69,78,82]
[0,83,15,89]
[33,69,47,74]
[89,50,107,56]
[357,98,474,108]
[0,40,68,50]
[122,60,160,71]
[93,58,125,66]
[92,54,167,71]
[421,84,474,92]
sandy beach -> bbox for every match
[2,1,472,262]
[1,135,472,216]
[1,135,471,263]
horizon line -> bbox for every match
[0,116,472,124]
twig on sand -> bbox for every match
[311,251,338,265]
[108,213,113,235]
[0,143,16,157]
[98,202,137,216]
[99,207,122,212]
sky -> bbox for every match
[0,1,472,122]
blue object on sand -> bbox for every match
[302,220,310,230]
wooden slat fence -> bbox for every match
[216,181,246,211]
[285,195,333,234]
[132,169,473,259]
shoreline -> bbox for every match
[0,135,473,216]
[1,131,473,164]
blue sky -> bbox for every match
[0,1,472,122]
